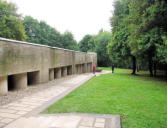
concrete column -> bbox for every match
[49,69,54,81]
[54,68,61,79]
[13,73,27,90]
[0,76,8,95]
[84,63,87,73]
[62,67,67,77]
[90,63,93,72]
[78,65,81,74]
[75,65,77,74]
[88,63,91,72]
[40,68,49,83]
[87,64,90,72]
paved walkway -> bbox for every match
[0,71,121,128]
[5,114,120,128]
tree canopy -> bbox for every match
[79,34,92,52]
[0,0,26,41]
[108,0,167,76]
[79,30,111,67]
[0,1,78,51]
[23,16,78,50]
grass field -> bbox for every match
[43,68,167,128]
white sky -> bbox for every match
[7,0,114,41]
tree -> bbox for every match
[24,16,78,50]
[109,0,167,76]
[78,34,92,52]
[23,16,41,43]
[128,0,167,76]
[60,31,79,50]
[108,0,137,74]
[0,0,26,41]
[86,30,112,67]
[24,16,63,48]
[93,31,112,66]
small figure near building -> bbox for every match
[111,64,115,73]
[93,65,96,74]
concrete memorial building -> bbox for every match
[0,38,97,95]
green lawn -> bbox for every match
[43,68,167,128]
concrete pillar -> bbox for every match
[40,68,49,83]
[0,76,8,95]
[87,64,90,72]
[54,68,61,79]
[62,67,67,77]
[13,73,27,90]
[90,63,93,72]
[87,63,92,72]
[84,63,87,73]
[49,69,54,81]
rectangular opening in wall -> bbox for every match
[27,71,39,85]
[8,75,14,91]
[82,64,85,73]
[54,68,58,79]
[67,65,72,75]
[61,67,64,77]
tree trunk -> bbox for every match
[149,57,153,77]
[131,56,136,75]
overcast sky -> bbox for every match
[7,0,114,41]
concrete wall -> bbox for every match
[0,37,97,95]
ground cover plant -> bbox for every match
[44,68,167,128]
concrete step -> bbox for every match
[4,114,121,128]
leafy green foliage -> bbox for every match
[23,16,78,50]
[108,0,136,71]
[90,31,112,66]
[0,0,26,41]
[108,0,167,76]
[78,34,92,52]
[0,1,79,50]
[61,31,79,50]
[79,30,112,66]
[23,16,42,44]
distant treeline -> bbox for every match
[78,30,112,67]
[0,0,79,51]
